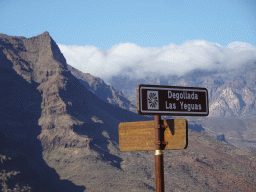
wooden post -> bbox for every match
[154,115,164,192]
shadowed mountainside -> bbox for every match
[0,33,85,191]
[0,31,154,191]
[67,64,138,113]
[0,32,256,191]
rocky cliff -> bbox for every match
[67,64,137,113]
[0,32,85,191]
[0,31,153,191]
[1,32,256,191]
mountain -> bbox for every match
[101,62,256,151]
[0,31,153,191]
[0,32,83,191]
[107,64,256,119]
[1,32,256,191]
[67,60,256,151]
[66,64,138,113]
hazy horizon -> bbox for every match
[1,0,255,85]
[58,40,256,86]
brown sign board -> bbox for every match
[137,84,209,116]
[119,119,188,151]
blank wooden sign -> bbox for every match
[119,119,188,151]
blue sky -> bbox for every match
[1,0,256,85]
[1,0,256,49]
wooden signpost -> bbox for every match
[119,118,188,151]
[119,84,209,192]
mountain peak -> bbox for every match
[41,31,50,36]
[13,31,68,82]
[1,33,256,192]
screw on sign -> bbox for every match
[118,84,209,192]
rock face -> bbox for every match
[208,80,256,118]
[0,32,85,191]
[67,64,137,113]
[0,31,153,191]
[1,32,256,191]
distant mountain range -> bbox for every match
[66,52,256,151]
[103,61,256,119]
[66,64,138,113]
[0,31,256,191]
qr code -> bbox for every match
[147,91,159,110]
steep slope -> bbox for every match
[191,117,256,151]
[0,31,154,191]
[0,33,85,191]
[1,32,256,191]
[42,127,256,192]
[67,64,138,113]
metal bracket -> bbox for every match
[155,141,168,145]
[154,125,167,129]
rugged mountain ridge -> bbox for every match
[67,64,137,113]
[0,31,154,191]
[1,32,256,191]
[0,32,84,191]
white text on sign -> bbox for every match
[166,91,202,111]
[165,101,202,111]
[168,91,199,100]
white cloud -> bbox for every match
[58,41,256,85]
